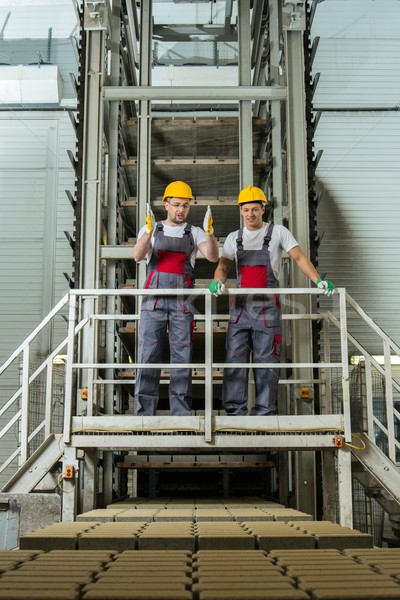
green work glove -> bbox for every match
[316,279,335,296]
[209,280,225,296]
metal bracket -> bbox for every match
[83,0,108,31]
[282,0,306,31]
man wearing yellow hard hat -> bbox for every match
[133,181,218,416]
[209,185,334,416]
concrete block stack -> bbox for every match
[19,522,100,550]
[241,521,316,550]
[289,521,373,549]
[270,548,400,599]
[82,550,192,600]
[137,522,195,551]
[192,550,309,600]
[195,521,255,550]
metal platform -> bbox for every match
[70,415,344,450]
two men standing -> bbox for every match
[134,181,334,417]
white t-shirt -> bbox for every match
[137,222,207,267]
[222,222,299,280]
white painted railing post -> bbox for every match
[204,292,213,443]
[20,346,30,464]
[63,293,77,444]
[339,289,351,441]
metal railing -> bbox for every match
[1,286,399,479]
[62,287,348,444]
[328,293,400,464]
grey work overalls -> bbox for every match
[222,223,282,415]
[134,222,195,416]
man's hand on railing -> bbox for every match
[316,279,335,296]
[209,280,225,296]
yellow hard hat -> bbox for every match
[163,180,194,201]
[237,185,268,205]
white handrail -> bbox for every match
[0,293,69,375]
[1,285,399,483]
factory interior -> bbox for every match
[0,1,400,599]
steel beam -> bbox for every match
[103,0,122,508]
[283,0,316,517]
[70,433,341,451]
[238,0,253,188]
[103,86,287,101]
[136,0,152,289]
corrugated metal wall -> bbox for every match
[0,113,75,484]
[0,2,77,483]
[312,0,400,352]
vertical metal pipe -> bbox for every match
[44,360,53,438]
[63,293,77,444]
[364,357,374,438]
[136,0,152,289]
[103,0,123,508]
[204,293,213,442]
[339,290,351,440]
[238,0,253,187]
[383,339,395,461]
[283,1,316,516]
[20,347,30,464]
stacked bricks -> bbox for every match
[192,550,309,600]
[227,508,275,521]
[1,548,400,599]
[344,548,400,578]
[195,521,255,550]
[78,522,147,551]
[242,521,316,550]
[82,550,192,600]
[289,521,373,549]
[195,509,235,521]
[270,548,400,600]
[0,550,114,600]
[137,522,195,551]
[265,509,313,521]
[76,509,126,522]
[19,522,100,550]
[115,509,160,522]
[154,509,194,522]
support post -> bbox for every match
[103,0,122,508]
[77,4,107,513]
[238,0,253,187]
[136,0,152,289]
[61,445,78,522]
[337,445,353,528]
[321,449,337,522]
[283,0,316,517]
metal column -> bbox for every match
[238,0,253,187]
[136,0,152,289]
[75,3,108,513]
[103,0,122,507]
[283,0,316,516]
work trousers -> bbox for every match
[222,306,281,416]
[134,299,193,416]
